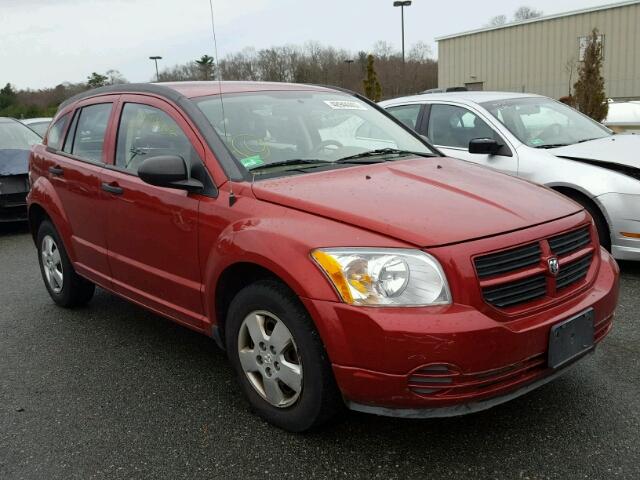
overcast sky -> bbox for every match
[1,0,622,89]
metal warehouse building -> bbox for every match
[436,0,640,100]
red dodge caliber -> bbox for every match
[28,82,619,431]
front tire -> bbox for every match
[225,280,342,432]
[37,220,95,307]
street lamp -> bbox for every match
[393,1,412,64]
[149,56,162,82]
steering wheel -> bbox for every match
[311,140,344,156]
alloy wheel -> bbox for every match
[237,310,303,408]
[41,235,64,294]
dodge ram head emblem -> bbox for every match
[548,257,560,276]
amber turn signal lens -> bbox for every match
[620,232,640,239]
[311,250,354,303]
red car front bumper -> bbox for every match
[302,249,619,417]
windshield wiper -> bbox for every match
[336,148,434,163]
[533,143,570,149]
[249,159,333,173]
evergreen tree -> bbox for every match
[573,28,608,122]
[362,54,382,102]
[87,72,109,89]
[0,83,17,110]
[195,55,216,80]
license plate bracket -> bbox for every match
[548,309,595,369]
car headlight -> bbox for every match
[311,248,451,306]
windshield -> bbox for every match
[0,119,42,150]
[481,97,611,148]
[195,91,434,175]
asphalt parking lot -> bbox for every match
[1,223,639,480]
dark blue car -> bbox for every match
[0,117,41,222]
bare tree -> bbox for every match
[372,40,396,60]
[407,41,433,62]
[105,69,127,85]
[564,58,577,97]
[514,6,543,21]
[157,62,201,82]
[487,15,507,27]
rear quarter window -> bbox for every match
[46,114,70,150]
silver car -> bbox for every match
[380,92,640,261]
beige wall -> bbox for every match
[437,2,640,99]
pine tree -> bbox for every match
[573,28,608,122]
[196,55,215,80]
[0,83,17,110]
[362,54,382,102]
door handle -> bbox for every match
[101,182,124,195]
[48,165,64,176]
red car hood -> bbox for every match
[251,157,581,247]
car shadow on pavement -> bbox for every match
[618,260,640,277]
[0,221,30,237]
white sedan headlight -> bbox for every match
[311,248,451,306]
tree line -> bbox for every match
[158,41,437,100]
[1,41,437,119]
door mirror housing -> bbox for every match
[469,137,501,155]
[138,155,204,193]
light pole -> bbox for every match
[149,56,162,82]
[393,1,412,64]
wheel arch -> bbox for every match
[550,185,612,248]
[213,262,301,348]
[27,177,76,260]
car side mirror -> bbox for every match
[138,155,204,193]
[469,138,501,155]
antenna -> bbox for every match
[208,0,236,206]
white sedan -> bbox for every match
[21,117,52,137]
[380,92,640,261]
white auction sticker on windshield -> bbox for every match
[324,100,367,110]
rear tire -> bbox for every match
[225,279,342,432]
[37,220,95,307]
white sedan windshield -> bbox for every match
[196,91,433,172]
[482,97,611,149]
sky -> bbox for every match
[0,0,625,89]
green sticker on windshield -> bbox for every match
[240,155,265,169]
[531,138,544,145]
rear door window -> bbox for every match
[386,104,422,130]
[63,103,113,163]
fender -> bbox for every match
[201,215,343,324]
[545,181,598,200]
[197,189,411,361]
[28,175,76,261]
[200,216,357,364]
